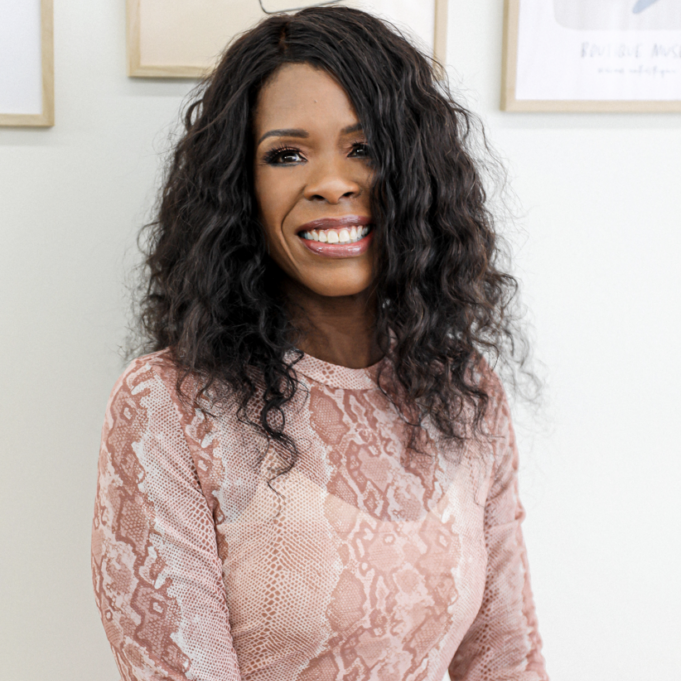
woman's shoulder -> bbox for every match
[105,349,233,433]
[459,355,516,475]
[468,354,509,419]
[102,349,215,458]
[468,356,519,481]
[109,348,183,401]
[104,349,210,430]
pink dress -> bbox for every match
[91,349,548,681]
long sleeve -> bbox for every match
[449,385,548,681]
[91,358,242,681]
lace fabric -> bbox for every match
[91,350,548,681]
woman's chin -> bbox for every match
[299,273,374,299]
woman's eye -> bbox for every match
[266,148,305,165]
[349,143,370,158]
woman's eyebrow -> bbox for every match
[257,128,309,146]
[257,123,363,146]
[341,123,363,135]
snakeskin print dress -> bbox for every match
[91,349,548,681]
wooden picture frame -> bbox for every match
[502,0,681,113]
[127,0,448,79]
[0,0,54,127]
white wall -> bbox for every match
[0,1,679,679]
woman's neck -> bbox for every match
[282,277,383,369]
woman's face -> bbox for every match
[253,63,375,298]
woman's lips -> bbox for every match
[300,230,373,258]
[296,216,374,259]
[299,215,372,232]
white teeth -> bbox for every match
[301,225,372,244]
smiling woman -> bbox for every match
[91,6,548,681]
[252,63,381,365]
[254,65,376,301]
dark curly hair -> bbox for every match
[135,6,532,476]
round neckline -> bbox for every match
[293,351,387,391]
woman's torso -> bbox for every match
[94,350,500,681]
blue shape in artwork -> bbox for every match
[632,0,662,14]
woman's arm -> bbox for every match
[449,382,548,681]
[91,357,242,681]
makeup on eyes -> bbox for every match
[261,140,370,165]
[262,145,304,164]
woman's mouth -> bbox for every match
[300,225,371,244]
[297,222,374,258]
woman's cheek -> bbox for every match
[257,170,298,232]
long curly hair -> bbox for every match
[135,6,533,476]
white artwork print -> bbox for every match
[553,0,681,31]
[516,0,681,101]
[138,0,435,71]
[0,0,42,115]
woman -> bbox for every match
[91,7,548,681]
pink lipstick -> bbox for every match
[297,216,373,258]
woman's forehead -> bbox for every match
[254,63,358,134]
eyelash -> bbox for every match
[263,145,303,165]
[263,142,370,165]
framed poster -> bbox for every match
[0,0,54,127]
[502,0,681,112]
[127,0,448,78]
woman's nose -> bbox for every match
[303,158,362,204]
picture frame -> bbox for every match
[126,0,449,79]
[0,0,54,127]
[502,0,681,113]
